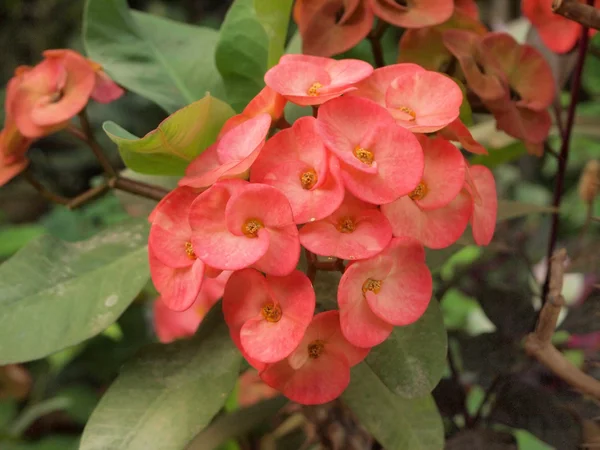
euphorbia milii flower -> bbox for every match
[522,0,599,54]
[43,50,124,104]
[465,165,497,246]
[148,186,205,311]
[350,64,463,133]
[189,180,300,276]
[153,271,232,343]
[293,0,374,57]
[260,311,369,405]
[316,96,423,204]
[250,116,345,224]
[337,237,432,348]
[370,0,453,28]
[264,55,373,106]
[381,136,472,249]
[179,113,271,189]
[439,118,487,155]
[299,192,392,260]
[219,86,287,137]
[223,269,315,363]
[8,51,96,138]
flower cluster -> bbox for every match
[0,50,123,186]
[149,54,497,405]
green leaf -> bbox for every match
[103,95,234,175]
[83,0,225,113]
[343,363,444,450]
[3,436,79,450]
[254,0,294,67]
[0,225,46,259]
[216,0,292,111]
[188,396,287,450]
[513,428,554,450]
[470,141,527,168]
[364,301,447,398]
[0,220,149,364]
[80,305,242,450]
[497,200,558,222]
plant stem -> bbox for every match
[368,20,388,68]
[553,0,600,30]
[77,111,118,178]
[108,177,168,201]
[541,18,591,304]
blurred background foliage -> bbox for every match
[0,0,599,449]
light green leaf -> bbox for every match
[83,0,225,113]
[216,0,292,111]
[470,141,527,168]
[254,0,294,67]
[0,225,46,258]
[80,305,242,450]
[513,428,554,450]
[364,301,447,398]
[497,200,558,222]
[343,363,444,450]
[103,95,234,175]
[0,220,149,364]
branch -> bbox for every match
[108,177,168,202]
[553,0,600,31]
[368,20,388,69]
[541,18,592,304]
[525,249,600,401]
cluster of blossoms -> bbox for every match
[151,53,497,405]
[0,50,123,186]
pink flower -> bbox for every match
[465,165,497,246]
[316,96,424,204]
[153,271,232,343]
[299,192,392,260]
[259,311,368,405]
[179,113,271,189]
[351,64,462,133]
[264,55,373,106]
[337,238,432,348]
[237,369,279,407]
[189,180,300,276]
[219,86,287,137]
[250,116,345,224]
[438,119,487,155]
[370,0,454,28]
[223,269,315,363]
[148,187,206,311]
[381,136,472,249]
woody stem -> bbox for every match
[368,20,388,69]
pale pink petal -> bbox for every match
[217,113,270,162]
[350,63,425,105]
[148,225,194,269]
[153,296,203,343]
[439,119,488,155]
[468,165,497,245]
[252,226,301,276]
[91,70,124,104]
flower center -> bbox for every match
[242,219,264,238]
[261,303,282,322]
[336,216,356,233]
[353,146,374,166]
[398,106,416,121]
[308,340,325,359]
[409,182,428,200]
[300,169,318,190]
[362,278,382,294]
[184,241,196,259]
[307,82,323,97]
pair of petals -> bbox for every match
[179,113,271,189]
[351,64,463,133]
[466,165,497,246]
[251,116,345,224]
[260,311,369,405]
[189,179,300,276]
[337,238,432,348]
[264,54,373,106]
[300,192,392,260]
[223,269,315,364]
[316,96,424,204]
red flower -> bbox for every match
[264,55,373,106]
[250,116,345,224]
[338,238,432,347]
[260,311,369,404]
[223,269,315,363]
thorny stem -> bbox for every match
[541,16,592,305]
[368,20,388,69]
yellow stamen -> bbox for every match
[185,241,196,259]
[308,340,325,359]
[300,169,318,190]
[242,219,264,238]
[307,82,323,97]
[398,106,416,121]
[353,146,374,166]
[336,216,356,234]
[261,303,282,322]
[409,182,428,201]
[362,278,382,295]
